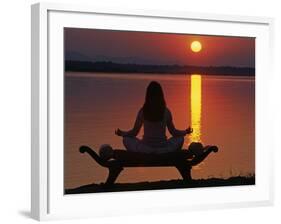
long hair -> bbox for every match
[143,81,166,122]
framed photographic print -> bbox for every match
[31,2,274,221]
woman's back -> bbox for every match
[142,109,167,147]
[139,108,186,147]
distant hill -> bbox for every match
[65,51,92,61]
[65,60,255,76]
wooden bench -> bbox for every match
[79,145,218,185]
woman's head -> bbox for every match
[143,81,166,122]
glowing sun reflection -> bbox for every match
[190,74,202,143]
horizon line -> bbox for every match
[64,59,255,69]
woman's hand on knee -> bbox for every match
[185,126,193,135]
[115,128,124,136]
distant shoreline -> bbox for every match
[65,60,255,76]
[65,175,255,194]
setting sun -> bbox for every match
[191,41,202,53]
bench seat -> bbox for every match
[79,145,218,185]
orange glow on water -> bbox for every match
[190,74,202,142]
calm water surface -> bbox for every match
[64,72,255,189]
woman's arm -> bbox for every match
[115,109,143,137]
[166,109,192,137]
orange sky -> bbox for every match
[65,28,255,67]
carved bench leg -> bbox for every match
[176,165,192,181]
[105,166,123,185]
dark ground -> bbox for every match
[65,175,255,194]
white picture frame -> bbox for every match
[31,2,274,221]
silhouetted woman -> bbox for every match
[115,81,193,154]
